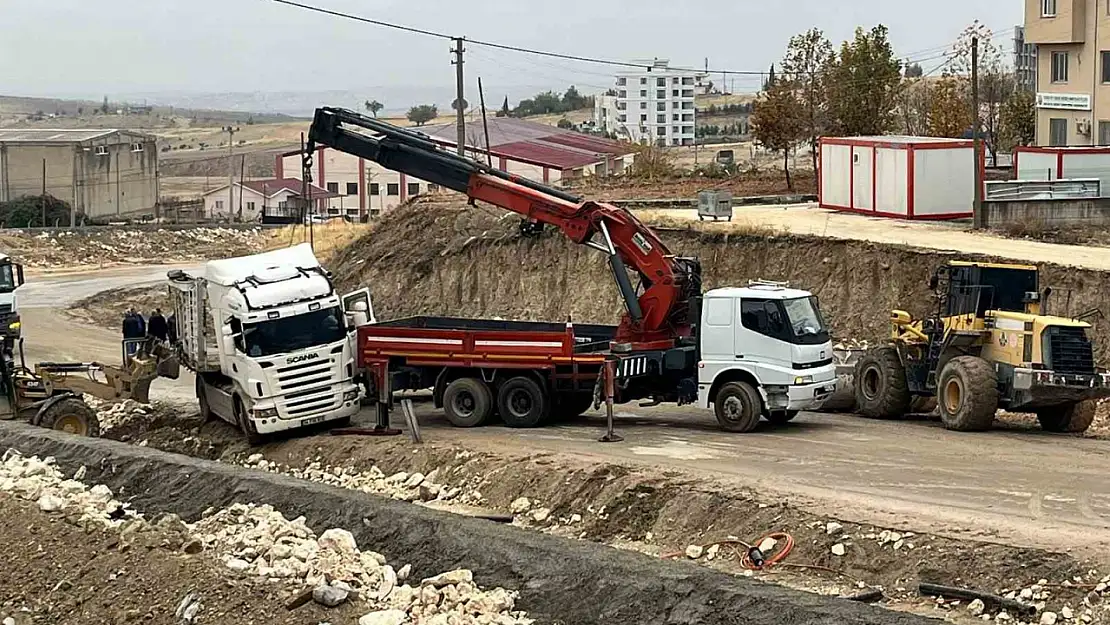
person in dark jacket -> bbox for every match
[148,308,168,342]
[122,309,143,339]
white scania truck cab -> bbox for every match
[168,244,371,442]
[0,254,25,332]
[698,282,837,432]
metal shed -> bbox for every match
[818,136,977,220]
[1013,146,1110,196]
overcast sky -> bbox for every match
[2,0,1022,100]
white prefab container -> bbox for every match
[1014,146,1110,195]
[818,136,977,220]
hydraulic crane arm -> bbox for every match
[307,107,701,350]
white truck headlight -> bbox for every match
[343,389,360,402]
[253,407,279,419]
[794,375,813,385]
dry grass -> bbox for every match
[638,211,785,237]
[263,221,373,265]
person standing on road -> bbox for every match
[148,308,168,342]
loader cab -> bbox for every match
[933,261,1040,317]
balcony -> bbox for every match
[1024,0,1086,44]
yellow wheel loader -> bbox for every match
[0,321,179,437]
[854,261,1109,432]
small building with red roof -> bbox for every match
[200,178,338,221]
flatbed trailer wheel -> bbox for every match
[1037,400,1097,433]
[37,397,100,437]
[853,346,910,419]
[937,356,998,432]
[714,381,762,432]
[442,378,493,427]
[497,377,549,428]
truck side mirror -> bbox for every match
[14,264,23,287]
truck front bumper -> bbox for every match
[776,380,838,412]
[1011,368,1110,410]
[251,385,362,434]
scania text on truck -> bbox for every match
[306,108,836,432]
[167,244,372,442]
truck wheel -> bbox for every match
[854,346,910,419]
[714,381,762,433]
[937,356,998,432]
[1037,400,1097,433]
[234,396,264,446]
[195,375,214,422]
[765,410,798,425]
[497,377,549,428]
[442,378,492,428]
[38,397,100,437]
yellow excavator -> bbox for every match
[854,261,1110,432]
[0,316,179,437]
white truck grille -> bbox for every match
[273,358,341,418]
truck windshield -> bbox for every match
[0,264,15,293]
[782,296,828,340]
[241,307,345,357]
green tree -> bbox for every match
[895,77,930,136]
[927,76,975,138]
[556,117,574,129]
[406,104,438,126]
[100,96,110,115]
[999,89,1036,148]
[949,21,1012,160]
[825,25,903,136]
[904,63,924,78]
[751,81,806,191]
[781,27,834,174]
[763,64,777,91]
[364,100,384,118]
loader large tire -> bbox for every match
[937,356,998,432]
[38,397,100,438]
[854,347,911,419]
[1037,400,1097,433]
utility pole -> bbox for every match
[224,125,239,219]
[971,37,983,230]
[40,159,46,227]
[452,37,466,156]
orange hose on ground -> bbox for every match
[659,532,795,571]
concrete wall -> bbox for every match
[983,196,1110,227]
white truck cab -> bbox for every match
[0,254,25,335]
[169,244,372,442]
[697,282,837,431]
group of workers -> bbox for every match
[122,307,176,355]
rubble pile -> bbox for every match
[5,226,267,268]
[0,449,534,624]
[84,396,154,432]
[241,454,484,506]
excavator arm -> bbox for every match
[307,107,701,350]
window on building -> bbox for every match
[656,138,667,147]
[1102,51,1110,83]
[657,115,667,123]
[246,201,255,212]
[1098,121,1110,145]
[1042,0,1057,16]
[657,102,666,111]
[682,114,694,122]
[673,114,680,121]
[672,138,680,146]
[656,90,665,99]
[278,200,288,209]
[407,182,420,196]
[326,182,339,194]
[618,114,627,122]
[346,182,358,195]
[682,102,694,109]
[1052,51,1069,82]
[681,89,694,97]
[618,90,627,98]
[639,77,647,85]
[656,77,666,87]
[673,89,679,97]
[672,77,680,85]
[1049,118,1068,146]
[672,126,680,134]
[640,102,647,109]
[215,200,224,210]
[369,183,380,196]
[640,89,647,97]
[617,77,627,86]
[640,114,648,122]
[387,183,399,196]
[617,102,626,110]
[682,77,694,85]
[682,126,694,134]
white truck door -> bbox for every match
[341,288,375,326]
[736,298,793,369]
[700,296,735,364]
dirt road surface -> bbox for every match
[650,204,1110,270]
[19,266,1110,562]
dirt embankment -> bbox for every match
[331,199,1110,363]
[68,286,170,329]
[2,227,267,269]
[564,170,817,200]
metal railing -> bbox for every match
[984,178,1101,201]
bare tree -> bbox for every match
[780,28,834,174]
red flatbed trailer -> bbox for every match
[357,316,616,428]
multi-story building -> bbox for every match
[1014,25,1038,92]
[595,59,702,146]
[1023,0,1110,145]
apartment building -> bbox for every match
[1024,0,1110,145]
[1014,25,1038,92]
[595,59,702,146]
